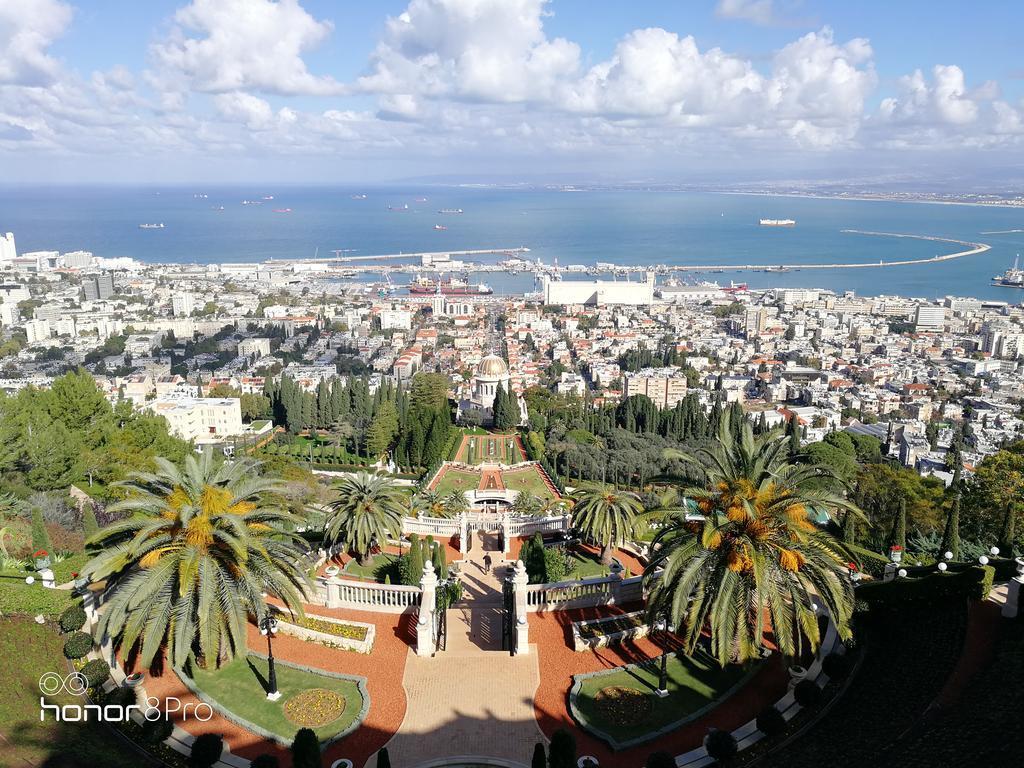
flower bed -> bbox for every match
[272,609,375,653]
[283,688,347,727]
[571,611,649,651]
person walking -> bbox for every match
[483,553,492,574]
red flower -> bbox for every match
[890,545,903,552]
[71,572,79,578]
[34,549,48,557]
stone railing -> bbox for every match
[507,514,571,537]
[522,569,650,613]
[402,515,460,537]
[313,576,422,614]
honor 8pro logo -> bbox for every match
[39,672,213,723]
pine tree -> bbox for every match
[82,505,99,539]
[999,501,1016,557]
[290,728,321,768]
[30,506,51,553]
[940,494,961,561]
[888,497,907,552]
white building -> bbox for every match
[458,354,526,425]
[542,272,655,306]
[379,309,413,330]
[60,251,92,269]
[147,396,243,443]
[25,319,51,344]
[172,293,196,317]
[914,305,946,331]
[237,338,272,358]
[0,233,16,265]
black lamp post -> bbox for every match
[655,613,670,698]
[259,614,281,701]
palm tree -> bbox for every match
[442,490,469,518]
[570,484,643,565]
[645,417,861,666]
[84,453,311,670]
[412,489,446,518]
[324,472,404,566]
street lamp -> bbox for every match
[259,614,281,701]
[654,614,670,698]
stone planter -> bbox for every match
[787,664,808,689]
[324,565,341,578]
[571,611,649,652]
[274,614,376,654]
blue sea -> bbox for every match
[2,184,1024,300]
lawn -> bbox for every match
[431,467,481,496]
[186,654,365,743]
[342,552,400,582]
[502,466,557,501]
[565,548,618,579]
[571,649,759,746]
[1,616,146,767]
[455,433,525,465]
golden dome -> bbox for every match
[476,354,509,377]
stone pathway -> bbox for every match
[368,535,544,768]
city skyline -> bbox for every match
[3,0,1024,184]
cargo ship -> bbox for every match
[407,274,493,295]
[433,224,447,230]
[438,208,464,214]
[993,256,1024,287]
[139,223,165,229]
[759,218,796,227]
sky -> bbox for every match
[2,0,1024,185]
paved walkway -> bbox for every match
[369,535,545,768]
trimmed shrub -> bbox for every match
[141,717,174,745]
[646,751,676,768]
[548,728,576,768]
[62,630,94,659]
[59,603,87,633]
[189,732,224,768]
[755,706,786,738]
[250,756,281,768]
[821,651,852,680]
[80,658,110,687]
[705,729,738,762]
[794,679,823,708]
[291,727,321,768]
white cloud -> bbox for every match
[715,0,776,26]
[213,91,274,129]
[0,0,72,86]
[879,65,978,125]
[152,0,344,96]
[356,0,580,103]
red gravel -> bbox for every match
[530,602,790,764]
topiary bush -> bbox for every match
[794,679,823,708]
[59,603,87,633]
[62,630,94,659]
[821,651,852,680]
[190,733,224,767]
[705,729,738,763]
[80,658,110,688]
[755,705,786,738]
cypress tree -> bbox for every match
[940,494,961,561]
[999,501,1016,557]
[787,416,801,457]
[841,510,857,545]
[407,534,423,585]
[531,743,546,768]
[82,505,99,539]
[548,728,576,768]
[888,498,907,552]
[290,728,321,768]
[376,747,392,768]
[31,506,51,553]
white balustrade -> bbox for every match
[315,576,422,614]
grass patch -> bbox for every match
[0,616,143,767]
[0,580,77,617]
[565,548,616,579]
[187,654,364,743]
[341,552,400,583]
[573,649,756,744]
[502,466,556,500]
[432,468,480,496]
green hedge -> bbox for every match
[0,581,76,617]
[63,630,94,659]
[857,565,995,606]
[59,603,87,632]
[80,658,111,687]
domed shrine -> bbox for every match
[458,353,526,426]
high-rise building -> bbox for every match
[172,292,195,317]
[25,319,51,344]
[82,273,114,301]
[0,233,15,265]
[60,250,93,269]
[914,305,946,331]
[623,369,689,408]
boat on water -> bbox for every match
[759,218,796,227]
[388,204,409,211]
[415,197,428,202]
[273,208,292,213]
[138,223,165,229]
[336,269,357,278]
[993,255,1024,287]
[438,208,463,214]
[407,274,493,296]
[242,199,262,205]
[262,195,274,201]
[722,282,749,293]
[351,194,367,200]
[433,224,447,231]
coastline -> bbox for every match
[715,190,1024,210]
